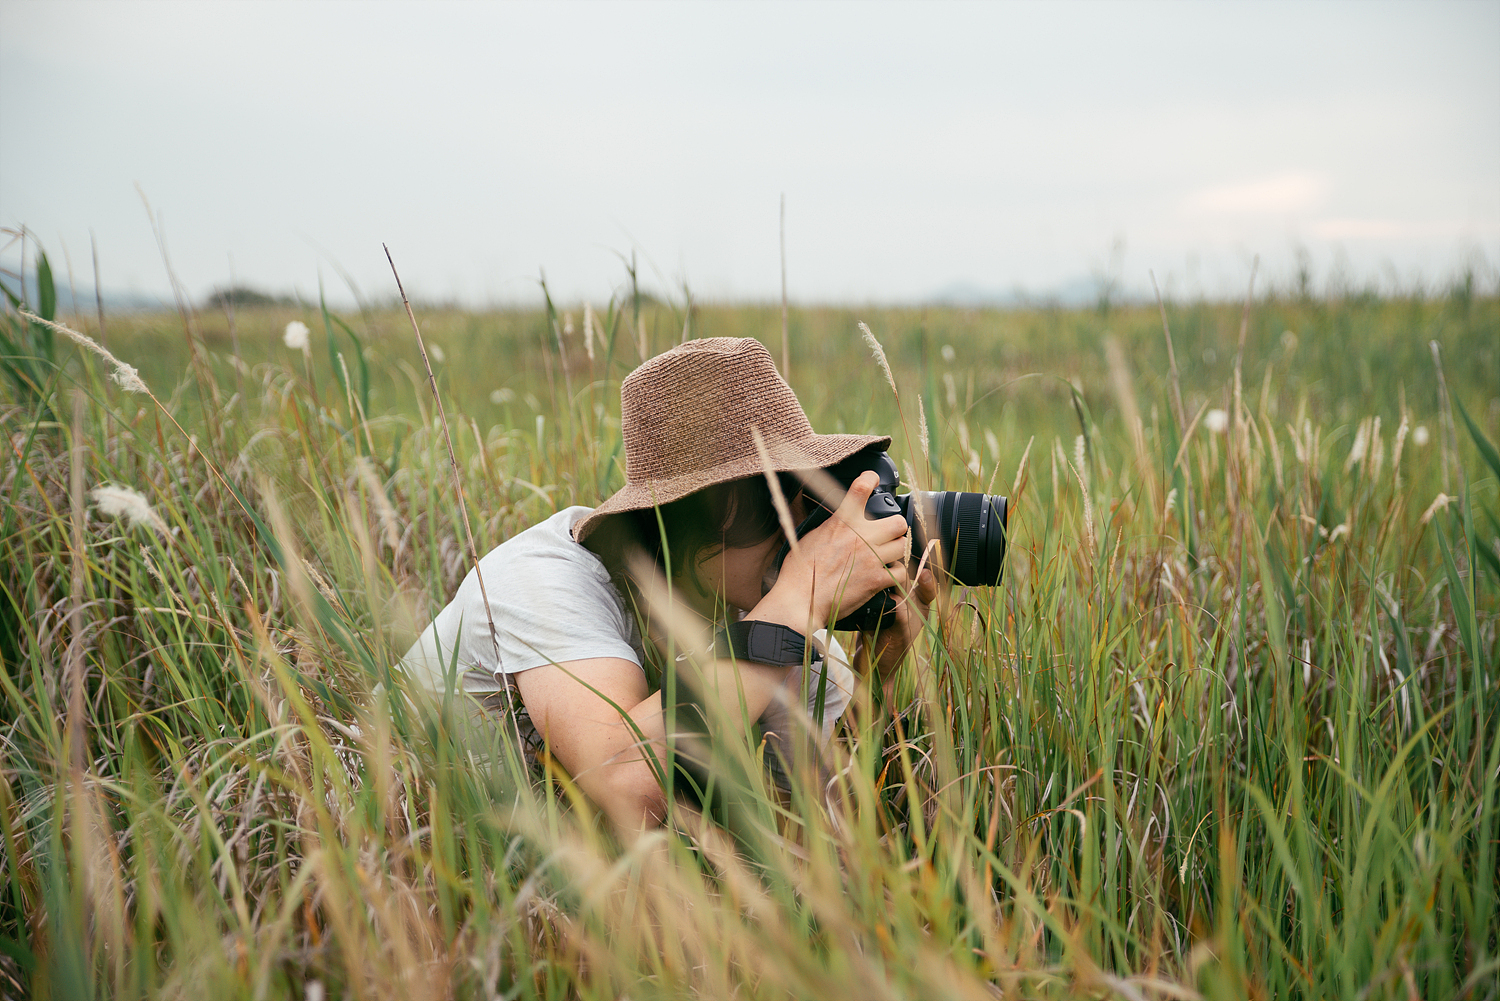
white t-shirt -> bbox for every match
[398,506,856,741]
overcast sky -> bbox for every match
[2,0,1497,307]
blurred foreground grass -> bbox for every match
[1,269,1498,999]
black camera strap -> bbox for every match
[715,619,821,668]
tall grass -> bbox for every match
[1,263,1497,999]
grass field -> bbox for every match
[1,257,1497,999]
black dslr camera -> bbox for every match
[769,447,1009,632]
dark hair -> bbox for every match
[585,472,804,597]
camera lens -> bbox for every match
[784,448,1010,630]
[920,490,1008,586]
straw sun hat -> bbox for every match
[572,337,889,542]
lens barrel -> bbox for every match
[919,490,1008,586]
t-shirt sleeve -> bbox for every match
[456,545,641,675]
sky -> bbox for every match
[1,0,1497,308]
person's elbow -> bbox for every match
[595,759,669,835]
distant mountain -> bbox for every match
[4,271,171,313]
[925,281,1029,307]
[926,276,1131,309]
[924,276,1092,307]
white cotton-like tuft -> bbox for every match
[110,363,148,394]
[90,484,166,533]
[283,321,310,352]
[1412,425,1430,447]
[940,344,956,363]
[1204,409,1230,435]
[429,344,445,364]
[858,322,898,396]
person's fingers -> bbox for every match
[881,562,910,590]
[915,568,938,604]
[862,513,910,543]
[872,537,908,566]
[834,470,878,524]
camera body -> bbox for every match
[769,448,1009,632]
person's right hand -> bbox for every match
[749,470,912,631]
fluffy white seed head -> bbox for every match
[1412,425,1430,446]
[110,363,148,394]
[283,320,311,352]
[90,484,167,533]
[1204,408,1230,435]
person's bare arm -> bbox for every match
[515,655,799,836]
[515,658,664,833]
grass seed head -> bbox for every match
[20,310,148,393]
[858,321,897,397]
[917,394,930,461]
[1419,492,1455,525]
[583,302,597,361]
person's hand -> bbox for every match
[749,471,911,632]
[867,563,937,677]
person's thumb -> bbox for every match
[838,470,877,520]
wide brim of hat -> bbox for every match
[572,431,890,542]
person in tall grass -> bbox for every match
[400,337,935,834]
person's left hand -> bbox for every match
[867,564,938,676]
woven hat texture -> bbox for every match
[573,337,888,541]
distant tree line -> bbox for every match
[203,286,296,309]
